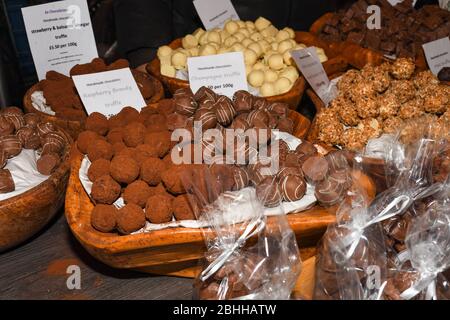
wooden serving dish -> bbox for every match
[0,128,73,252]
[23,71,164,139]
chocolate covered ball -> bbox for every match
[0,116,15,136]
[161,165,186,194]
[314,176,345,207]
[232,166,249,191]
[276,117,294,134]
[2,106,23,116]
[302,156,329,184]
[88,159,111,182]
[3,113,25,131]
[110,155,140,184]
[295,141,317,158]
[268,102,288,118]
[174,88,198,116]
[85,112,109,135]
[247,109,269,127]
[0,150,6,168]
[0,168,14,193]
[118,106,140,124]
[134,143,159,162]
[143,130,171,157]
[116,203,146,234]
[279,174,307,202]
[36,122,56,138]
[0,135,22,158]
[140,157,167,185]
[256,177,282,207]
[438,67,450,82]
[16,126,40,149]
[23,113,41,128]
[194,108,217,131]
[145,194,174,223]
[87,139,114,162]
[173,194,196,220]
[106,127,124,144]
[91,204,118,233]
[77,130,102,154]
[123,180,152,208]
[166,113,188,131]
[41,131,66,155]
[123,121,146,147]
[232,90,253,114]
[37,152,60,175]
[194,86,217,105]
[214,96,236,126]
[91,174,121,204]
[229,117,250,132]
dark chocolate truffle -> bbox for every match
[85,112,109,135]
[140,157,167,186]
[438,67,450,82]
[23,113,41,128]
[173,194,196,220]
[106,127,124,144]
[87,159,111,182]
[145,194,174,223]
[161,165,186,194]
[123,180,152,208]
[91,204,118,233]
[314,177,345,207]
[135,143,159,161]
[77,130,102,154]
[279,174,307,202]
[116,203,146,234]
[194,108,217,131]
[194,86,217,105]
[0,135,22,159]
[16,127,40,149]
[174,88,198,116]
[0,168,14,193]
[37,152,60,175]
[256,177,282,207]
[91,174,121,204]
[110,155,140,184]
[302,156,329,184]
[143,130,171,157]
[123,121,146,147]
[214,96,236,126]
[87,139,114,162]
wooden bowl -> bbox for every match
[23,71,164,139]
[0,128,73,252]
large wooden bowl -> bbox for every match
[0,128,73,252]
[23,71,164,139]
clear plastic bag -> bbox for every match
[180,165,301,300]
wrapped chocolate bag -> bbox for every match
[180,165,301,300]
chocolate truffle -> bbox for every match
[134,143,159,161]
[140,157,167,185]
[91,174,121,204]
[268,102,288,118]
[41,131,66,155]
[156,99,176,116]
[161,165,186,194]
[116,203,146,234]
[0,169,14,193]
[16,127,40,150]
[37,152,60,175]
[438,67,450,82]
[173,194,196,220]
[194,108,217,131]
[247,109,269,128]
[148,183,167,197]
[3,113,25,131]
[0,116,15,136]
[123,122,146,147]
[145,194,174,223]
[214,96,236,126]
[256,177,282,207]
[295,141,317,158]
[0,150,6,168]
[302,156,329,184]
[106,127,124,144]
[143,130,171,157]
[110,155,140,184]
[123,180,152,208]
[88,159,111,182]
[276,117,294,134]
[329,170,352,190]
[36,122,56,138]
[118,106,140,124]
[279,174,306,202]
[174,88,198,116]
[277,166,303,181]
[144,113,168,132]
[232,90,253,114]
[77,130,102,154]
[132,70,155,99]
[2,106,23,116]
[85,112,109,135]
[314,177,345,207]
[209,163,235,193]
[230,117,250,132]
[166,113,188,131]
[91,204,118,233]
[194,86,217,105]
[87,139,114,162]
[0,135,22,158]
[232,166,249,191]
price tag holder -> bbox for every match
[422,37,450,76]
[291,47,335,105]
[72,68,146,117]
[187,52,248,97]
[193,0,239,30]
[22,0,98,80]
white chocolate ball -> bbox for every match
[275,30,290,42]
[248,42,262,57]
[182,34,198,49]
[171,51,187,69]
[315,47,328,62]
[236,20,246,28]
[245,64,253,76]
[283,27,295,39]
[189,47,200,57]
[255,17,271,31]
[253,62,266,71]
[193,28,205,40]
[238,28,250,37]
[244,48,258,65]
[219,29,230,42]
[199,44,217,56]
[159,55,172,66]
[248,69,265,87]
[279,66,299,83]
[275,77,292,94]
[242,38,254,48]
[268,53,284,70]
[224,36,238,47]
[283,50,293,65]
[225,20,239,34]
[264,69,278,82]
[218,46,230,54]
[209,42,220,50]
[245,21,256,30]
[270,42,279,51]
[157,46,172,59]
[250,32,263,42]
[231,43,245,52]
[294,43,307,51]
[261,25,278,38]
[208,31,221,44]
[289,39,297,47]
[234,32,246,42]
[199,31,209,45]
[161,65,176,77]
[258,39,270,53]
[278,39,293,54]
[263,50,277,64]
[260,82,276,97]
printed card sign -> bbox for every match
[22,0,98,80]
[72,68,146,117]
[187,52,248,97]
[193,0,239,30]
[291,47,334,105]
[422,37,450,76]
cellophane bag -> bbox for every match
[180,164,301,300]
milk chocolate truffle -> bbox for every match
[16,127,40,150]
[2,106,23,116]
[123,180,152,208]
[276,117,294,134]
[36,122,56,138]
[0,135,22,158]
[230,117,250,132]
[87,139,114,162]
[3,114,25,131]
[314,177,345,207]
[280,174,306,202]
[194,108,217,130]
[302,156,329,184]
[232,90,253,114]
[91,174,121,204]
[91,204,118,233]
[0,116,15,136]
[140,157,167,185]
[295,141,317,158]
[145,194,174,223]
[329,170,352,190]
[110,155,140,184]
[161,165,186,194]
[214,96,236,126]
[166,113,188,131]
[0,150,6,168]
[268,102,288,118]
[174,88,198,116]
[85,112,109,136]
[277,166,303,181]
[77,130,102,154]
[123,122,146,147]
[0,169,14,193]
[256,177,282,207]
[232,166,249,191]
[37,152,60,175]
[116,203,146,234]
[143,130,171,157]
[41,131,66,155]
[173,194,196,220]
[247,109,269,127]
[194,86,217,105]
[88,159,111,182]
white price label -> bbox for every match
[193,0,239,30]
[72,68,146,117]
[422,37,450,76]
[22,0,98,80]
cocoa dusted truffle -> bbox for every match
[302,156,329,184]
[87,139,114,162]
[167,113,188,131]
[314,176,345,207]
[279,174,307,202]
[106,127,124,144]
[37,152,60,175]
[145,194,174,223]
[77,130,102,154]
[140,157,167,186]
[87,159,111,182]
[91,175,121,204]
[214,96,236,126]
[174,88,198,116]
[161,165,186,194]
[118,106,140,124]
[123,180,152,208]
[0,169,14,193]
[16,127,40,149]
[256,177,282,207]
[134,143,159,161]
[110,155,140,184]
[156,99,176,116]
[123,121,146,147]
[0,135,22,158]
[143,130,171,157]
[173,194,196,220]
[91,204,118,233]
[116,203,146,234]
[85,112,109,135]
[144,113,168,132]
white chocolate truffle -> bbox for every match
[283,27,295,39]
[244,48,258,65]
[208,31,221,44]
[234,32,246,42]
[245,21,256,30]
[250,32,263,42]
[199,31,209,45]
[231,43,245,52]
[199,44,217,56]
[264,69,278,82]
[279,66,299,83]
[225,20,239,34]
[278,39,293,54]
[236,20,246,28]
[188,47,200,57]
[238,28,250,37]
[263,50,277,64]
[283,50,293,65]
[268,53,284,70]
[182,34,198,49]
[161,65,176,77]
[219,30,230,43]
[262,25,278,38]
[248,69,265,87]
[157,46,172,59]
[248,42,262,57]
[193,28,205,40]
[275,77,292,94]
[159,55,172,66]
[294,43,307,51]
[245,64,253,76]
[260,82,276,97]
[289,39,297,47]
[270,42,279,51]
[258,39,271,53]
[253,62,266,71]
[275,30,290,42]
[255,17,271,31]
[209,42,220,50]
[224,36,238,47]
[218,46,230,54]
[242,38,254,47]
[171,51,187,69]
[315,47,328,63]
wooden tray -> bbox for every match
[23,71,164,139]
[0,128,73,252]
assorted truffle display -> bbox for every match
[157,17,328,96]
[317,1,450,59]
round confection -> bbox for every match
[232,90,253,114]
[16,126,40,149]
[77,130,102,154]
[0,116,15,136]
[143,130,171,157]
[214,96,236,126]
[0,135,22,159]
[390,58,415,80]
[302,156,328,184]
[116,203,146,234]
[246,127,271,148]
[87,139,113,162]
[253,97,270,110]
[132,70,155,99]
[108,113,126,129]
[156,99,176,116]
[41,131,66,155]
[0,169,14,193]
[229,117,250,132]
[145,194,174,223]
[256,177,282,207]
[194,86,217,105]
[210,163,235,193]
[148,183,168,197]
[231,166,249,191]
[123,180,152,208]
[85,112,109,135]
[2,106,23,116]
[329,170,352,190]
[166,113,188,131]
[36,122,56,138]
[295,141,317,157]
[282,151,301,168]
[3,113,25,131]
[37,152,60,175]
[110,155,140,184]
[135,144,160,162]
[438,67,450,82]
[87,159,111,182]
[194,108,217,131]
[0,150,6,168]
[91,204,118,233]
[115,146,137,161]
[144,114,168,133]
[279,174,306,202]
[174,88,198,116]
[314,177,345,207]
[122,121,146,147]
[112,142,126,155]
[118,106,140,124]
[140,157,167,186]
[277,166,303,181]
[268,102,288,118]
[247,109,269,127]
[23,113,41,128]
[161,165,186,194]
[91,175,121,204]
[173,194,195,220]
[248,69,264,87]
[106,127,124,144]
[276,117,294,134]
